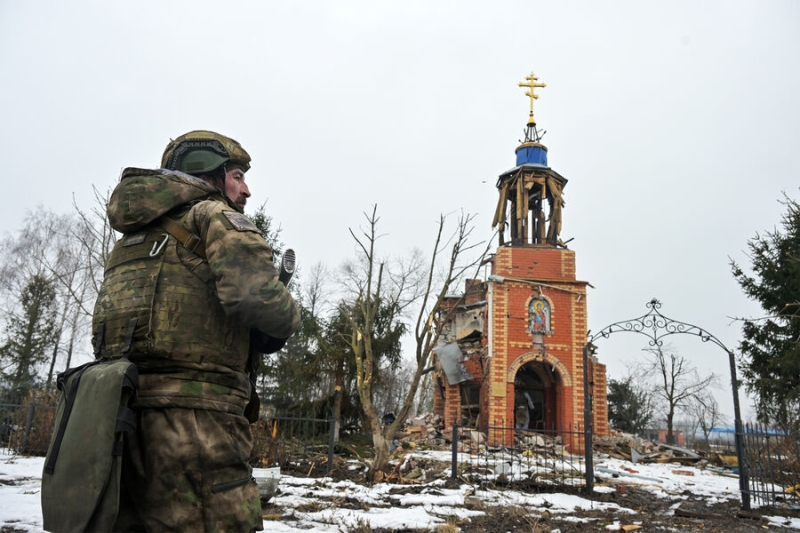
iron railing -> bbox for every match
[1,401,336,476]
[251,416,336,475]
[0,402,56,456]
[450,424,590,492]
[743,422,800,510]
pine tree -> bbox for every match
[0,274,58,403]
[607,376,653,435]
[731,193,800,429]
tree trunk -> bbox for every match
[64,328,75,370]
[369,430,392,481]
[666,409,675,444]
[46,336,60,387]
[415,371,431,415]
[332,354,344,442]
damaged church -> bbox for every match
[431,73,609,449]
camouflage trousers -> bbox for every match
[113,408,263,532]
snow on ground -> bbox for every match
[0,454,46,533]
[2,451,799,532]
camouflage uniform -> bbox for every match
[93,165,300,532]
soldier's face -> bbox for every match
[225,166,251,209]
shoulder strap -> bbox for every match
[159,216,207,259]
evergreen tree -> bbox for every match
[248,203,343,420]
[607,376,653,435]
[731,192,800,429]
[0,274,58,403]
[260,295,336,418]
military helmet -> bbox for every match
[161,130,251,174]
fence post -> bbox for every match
[726,348,750,511]
[582,344,594,494]
[451,425,459,480]
[327,418,336,475]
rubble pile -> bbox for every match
[388,418,747,486]
[395,413,447,448]
[518,432,567,457]
[594,429,664,460]
[594,429,717,467]
[397,418,574,463]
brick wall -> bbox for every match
[434,244,609,449]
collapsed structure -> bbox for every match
[432,73,609,449]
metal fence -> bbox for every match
[450,424,590,492]
[742,422,800,509]
[0,402,57,456]
[250,416,336,476]
[1,401,336,477]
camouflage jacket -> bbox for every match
[92,168,300,412]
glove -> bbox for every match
[250,329,287,354]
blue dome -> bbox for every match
[515,142,548,166]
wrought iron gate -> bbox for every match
[584,299,750,509]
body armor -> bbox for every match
[92,223,249,371]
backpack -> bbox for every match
[41,358,138,532]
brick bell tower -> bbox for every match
[432,73,608,448]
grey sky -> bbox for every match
[1,1,798,421]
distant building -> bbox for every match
[644,428,686,446]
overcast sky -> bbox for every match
[1,1,798,421]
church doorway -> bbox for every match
[513,362,556,431]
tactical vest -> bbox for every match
[92,214,250,373]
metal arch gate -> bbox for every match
[581,299,751,510]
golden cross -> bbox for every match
[518,72,546,125]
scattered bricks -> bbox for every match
[671,469,695,476]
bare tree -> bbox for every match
[686,392,728,448]
[414,369,433,415]
[71,187,117,307]
[0,189,115,389]
[303,262,329,318]
[0,208,87,386]
[28,197,111,376]
[373,359,415,419]
[639,345,720,445]
[341,206,490,480]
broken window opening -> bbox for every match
[460,382,481,427]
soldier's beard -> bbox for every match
[235,196,247,209]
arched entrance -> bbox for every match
[508,352,573,432]
[513,363,550,431]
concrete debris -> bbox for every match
[594,429,713,465]
[396,413,446,448]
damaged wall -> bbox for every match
[432,246,609,450]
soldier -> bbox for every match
[92,130,301,532]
